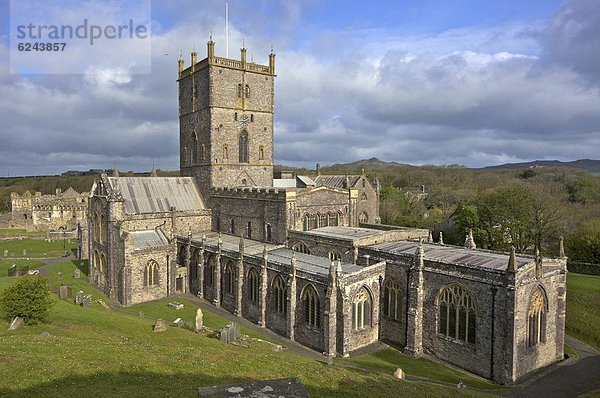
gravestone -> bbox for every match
[8,264,17,277]
[75,290,85,305]
[393,368,405,380]
[17,266,29,276]
[73,269,81,279]
[22,249,27,256]
[57,272,63,280]
[174,318,185,327]
[8,316,24,331]
[153,319,167,332]
[195,308,203,332]
[59,285,69,299]
[82,295,92,308]
[168,302,184,310]
[219,323,240,344]
[3,250,8,257]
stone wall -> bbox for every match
[11,189,88,232]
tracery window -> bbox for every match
[328,212,337,226]
[205,257,214,287]
[319,213,328,227]
[383,279,401,320]
[359,212,369,223]
[352,287,371,330]
[527,287,547,348]
[247,267,259,303]
[302,285,320,328]
[145,260,159,287]
[437,284,476,343]
[292,242,310,254]
[224,261,235,295]
[273,275,287,315]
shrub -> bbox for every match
[0,276,54,324]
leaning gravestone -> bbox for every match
[219,323,240,344]
[97,299,110,310]
[153,319,167,332]
[173,318,185,327]
[195,308,203,332]
[8,316,24,331]
[82,295,92,308]
[8,264,17,277]
[59,285,69,299]
[75,290,85,305]
[73,269,81,279]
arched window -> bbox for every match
[215,217,220,232]
[237,83,242,97]
[239,131,249,163]
[437,285,477,343]
[328,212,337,226]
[247,221,252,239]
[302,285,320,328]
[328,251,341,261]
[223,144,228,160]
[303,214,310,231]
[360,193,368,201]
[359,212,369,223]
[337,211,343,226]
[265,224,272,242]
[247,267,259,303]
[273,275,287,315]
[259,145,264,160]
[353,287,372,330]
[234,112,238,121]
[230,219,235,234]
[292,242,310,254]
[200,144,205,160]
[383,279,401,320]
[245,84,250,98]
[314,213,321,229]
[145,259,159,287]
[206,256,214,287]
[192,133,198,164]
[319,213,328,227]
[224,261,235,295]
[528,287,547,348]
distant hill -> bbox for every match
[482,159,600,174]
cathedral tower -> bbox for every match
[178,39,276,199]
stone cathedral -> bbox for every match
[85,39,567,385]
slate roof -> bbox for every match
[196,232,279,256]
[108,177,205,214]
[314,175,361,189]
[130,229,170,250]
[297,175,315,186]
[273,179,297,188]
[370,241,533,271]
[268,247,363,276]
[302,226,385,241]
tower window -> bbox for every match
[223,144,228,160]
[230,219,235,234]
[234,112,238,121]
[237,83,242,97]
[239,131,249,163]
[250,114,254,122]
[259,145,264,160]
[200,144,205,160]
[245,84,250,98]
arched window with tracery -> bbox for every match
[239,131,249,163]
[359,212,369,223]
[314,213,320,229]
[437,284,477,343]
[383,279,401,320]
[352,287,372,330]
[302,285,320,328]
[205,256,214,287]
[303,214,310,231]
[247,267,259,303]
[292,242,310,254]
[527,287,547,348]
[145,259,159,287]
[224,261,235,295]
[328,212,336,226]
[273,275,287,315]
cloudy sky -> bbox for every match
[1,0,599,176]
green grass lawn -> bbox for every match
[0,268,486,398]
[566,273,600,351]
[0,238,77,258]
[346,348,502,390]
[0,228,46,238]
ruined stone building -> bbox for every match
[10,188,88,231]
[84,39,567,385]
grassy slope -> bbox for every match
[0,238,77,258]
[0,261,485,398]
[566,273,600,351]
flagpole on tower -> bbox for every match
[225,2,229,58]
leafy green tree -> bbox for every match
[0,276,54,324]
[567,219,600,264]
